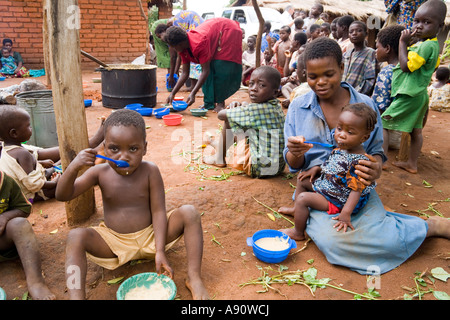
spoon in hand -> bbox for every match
[304,141,334,148]
[95,155,129,167]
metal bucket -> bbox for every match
[15,90,58,148]
[97,64,157,109]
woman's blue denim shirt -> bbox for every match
[283,82,386,172]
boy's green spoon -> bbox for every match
[95,155,129,167]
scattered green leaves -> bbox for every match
[252,196,294,226]
[107,277,124,285]
[401,268,450,300]
[422,180,433,188]
[431,267,450,282]
[210,233,223,248]
[240,266,377,300]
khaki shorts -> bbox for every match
[87,209,182,270]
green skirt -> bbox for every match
[202,60,242,110]
[381,92,428,132]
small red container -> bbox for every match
[162,114,182,126]
[173,96,184,101]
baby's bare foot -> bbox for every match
[279,228,305,241]
[278,206,295,216]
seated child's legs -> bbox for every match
[203,120,235,167]
[278,176,314,216]
[167,205,209,300]
[1,217,55,300]
[281,192,329,241]
[65,227,115,300]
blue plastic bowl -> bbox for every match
[172,101,188,111]
[247,229,297,263]
[84,99,92,107]
[0,77,5,81]
[136,108,153,117]
[153,107,170,119]
[0,287,6,300]
[116,272,177,300]
[125,103,143,110]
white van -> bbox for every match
[202,6,286,40]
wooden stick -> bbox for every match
[44,0,95,225]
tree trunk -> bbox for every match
[251,0,264,68]
[43,0,96,225]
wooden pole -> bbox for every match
[137,0,150,64]
[43,0,96,225]
[42,1,51,87]
[252,0,264,68]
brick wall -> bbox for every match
[0,0,154,69]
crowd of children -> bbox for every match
[0,0,450,300]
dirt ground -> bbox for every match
[0,67,449,301]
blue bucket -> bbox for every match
[247,229,296,263]
[84,99,92,107]
[165,73,179,92]
[0,287,6,300]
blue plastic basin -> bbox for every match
[247,229,296,263]
[172,101,188,111]
[153,107,170,119]
[136,108,153,117]
[125,103,143,110]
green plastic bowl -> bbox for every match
[190,108,207,117]
[0,287,6,300]
[116,272,176,300]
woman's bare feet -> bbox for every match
[185,277,210,300]
[213,102,225,113]
[392,161,417,174]
[279,228,305,241]
[426,216,450,239]
[278,206,295,216]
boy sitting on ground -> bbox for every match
[56,109,209,300]
[203,66,286,178]
[0,106,105,203]
[0,170,55,300]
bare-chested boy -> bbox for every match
[273,25,292,76]
[55,109,209,300]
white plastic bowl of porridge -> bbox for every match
[247,229,297,263]
[116,272,177,300]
